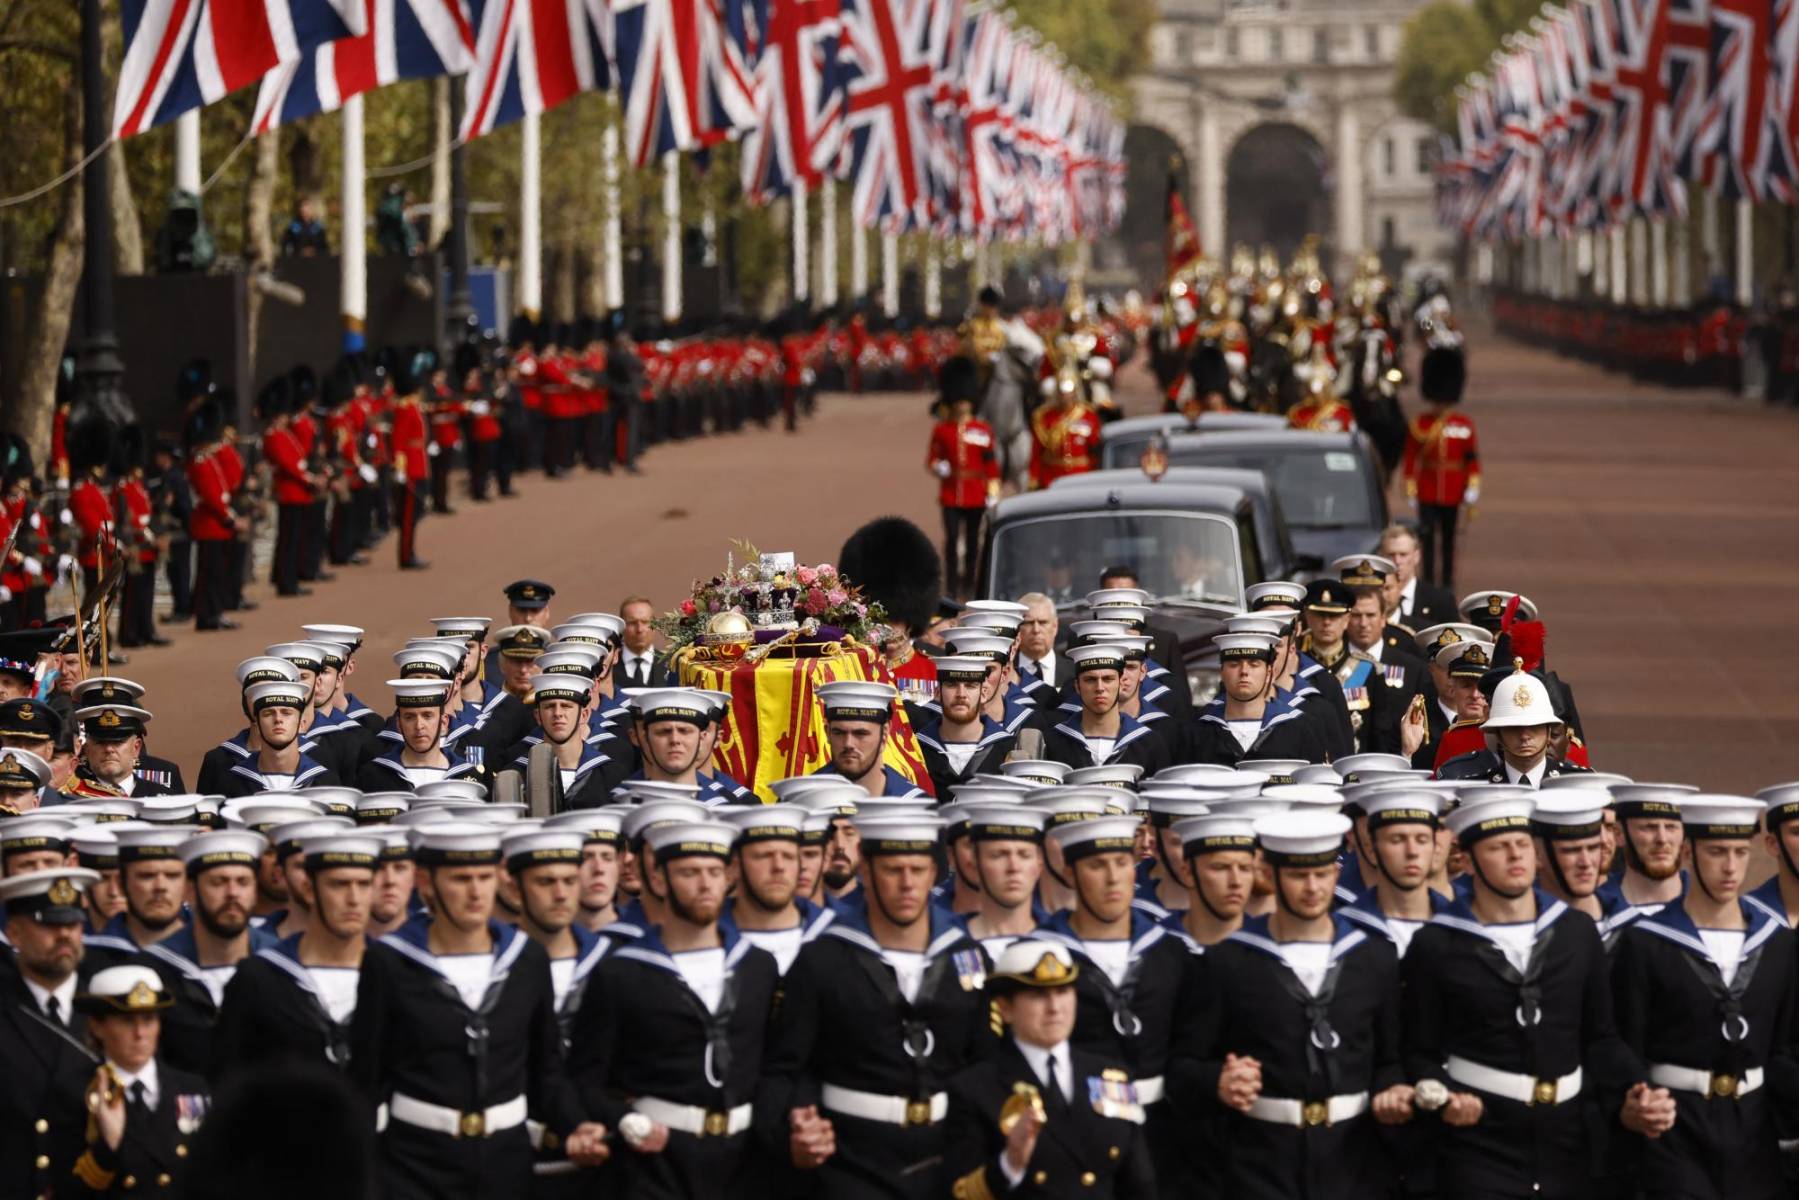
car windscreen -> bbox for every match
[1166,444,1375,529]
[989,511,1242,605]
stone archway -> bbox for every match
[1225,122,1332,263]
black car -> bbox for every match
[1160,428,1390,565]
[977,479,1263,704]
[1098,411,1288,470]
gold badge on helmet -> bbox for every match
[125,980,158,1010]
[1486,594,1504,615]
[47,877,78,907]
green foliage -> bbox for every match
[1004,0,1158,110]
[1395,0,1545,134]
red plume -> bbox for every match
[1507,620,1546,672]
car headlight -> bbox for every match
[1187,667,1221,707]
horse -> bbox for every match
[1341,326,1407,472]
[979,348,1039,494]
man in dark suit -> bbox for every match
[616,594,670,688]
[1378,524,1454,632]
[943,938,1155,1199]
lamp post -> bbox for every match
[73,0,128,425]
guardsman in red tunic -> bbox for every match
[1286,351,1357,432]
[1028,361,1101,490]
[322,359,368,567]
[1,433,49,630]
[213,411,250,613]
[185,396,238,631]
[111,426,164,648]
[926,356,1000,599]
[259,376,318,597]
[427,363,464,514]
[1402,345,1479,589]
[66,417,116,611]
[389,346,433,570]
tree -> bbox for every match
[1395,0,1545,133]
[1007,0,1159,109]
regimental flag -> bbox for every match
[252,0,476,133]
[114,0,366,138]
[740,0,844,201]
[832,0,941,231]
[612,0,762,168]
[459,0,609,140]
[1165,166,1201,280]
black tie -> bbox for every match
[129,1081,147,1111]
[44,995,61,1024]
[1043,1054,1067,1111]
[630,659,648,688]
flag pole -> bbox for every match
[602,114,624,311]
[662,152,683,323]
[174,111,202,196]
[792,185,810,305]
[520,110,543,319]
[880,229,899,318]
[923,238,941,318]
[444,83,474,345]
[73,0,125,423]
[850,218,868,301]
[819,180,838,307]
[342,94,368,352]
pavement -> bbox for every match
[121,325,1799,793]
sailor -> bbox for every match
[942,939,1156,1200]
[1188,811,1410,1200]
[1403,793,1648,1200]
[355,679,485,793]
[763,814,991,1200]
[812,681,930,798]
[1191,632,1330,765]
[568,819,778,1199]
[1596,784,1693,938]
[960,804,1049,960]
[213,831,382,1073]
[608,688,720,803]
[83,826,197,969]
[1131,789,1219,920]
[1748,783,1799,925]
[541,809,623,934]
[349,822,608,1198]
[368,825,419,937]
[720,804,834,974]
[212,680,344,797]
[1041,646,1170,774]
[511,674,612,807]
[72,828,127,933]
[1531,792,1612,922]
[1338,790,1455,957]
[66,964,212,1199]
[915,656,1018,799]
[1169,812,1258,947]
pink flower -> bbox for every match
[801,589,830,616]
[679,599,697,617]
[815,563,836,578]
[826,588,848,606]
[796,566,818,586]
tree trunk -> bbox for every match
[242,129,279,385]
[13,80,84,467]
[429,76,451,249]
[583,237,606,317]
[107,140,143,275]
[288,127,323,207]
[550,237,577,323]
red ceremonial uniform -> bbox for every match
[926,418,1001,509]
[187,449,235,542]
[69,476,113,570]
[430,384,464,451]
[262,426,314,506]
[1286,396,1356,433]
[1402,411,1481,506]
[390,398,430,483]
[1028,403,1101,489]
[116,476,155,567]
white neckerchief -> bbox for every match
[25,975,77,1025]
[1082,938,1131,989]
[112,1059,161,1111]
[1486,922,1537,974]
[1013,1037,1075,1103]
[436,952,493,1009]
[1276,941,1331,996]
[739,925,806,975]
[885,949,928,1004]
[1505,759,1547,788]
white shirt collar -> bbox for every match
[1506,759,1548,788]
[111,1059,161,1111]
[24,975,77,1025]
[1012,1036,1074,1103]
[1437,699,1459,726]
[1353,638,1384,663]
[1399,575,1418,614]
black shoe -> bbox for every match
[400,558,431,571]
[349,554,369,566]
[162,611,190,624]
[198,617,240,632]
[314,571,337,583]
[147,635,172,647]
[235,600,259,612]
[624,463,642,475]
[106,650,129,666]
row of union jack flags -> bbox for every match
[1435,0,1799,242]
[115,0,1122,244]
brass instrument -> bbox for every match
[84,1062,123,1143]
[998,1082,1048,1135]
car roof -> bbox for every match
[1163,428,1366,453]
[992,479,1252,520]
[1099,411,1288,443]
[1048,466,1273,499]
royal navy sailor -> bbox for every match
[811,682,931,798]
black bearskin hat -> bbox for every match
[112,423,146,476]
[176,358,214,402]
[1188,342,1232,399]
[839,516,942,635]
[65,412,116,475]
[322,360,358,410]
[255,375,291,423]
[1419,345,1467,406]
[287,364,319,409]
[394,346,437,396]
[938,356,981,408]
[977,285,1003,308]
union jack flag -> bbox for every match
[831,0,940,231]
[114,0,366,138]
[459,0,608,140]
[1763,0,1799,198]
[1692,0,1775,197]
[252,0,476,133]
[739,0,843,201]
[611,0,761,168]
[957,10,1015,238]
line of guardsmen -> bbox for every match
[0,573,1793,1197]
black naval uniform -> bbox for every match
[349,917,588,1200]
[1403,889,1643,1199]
[942,1038,1156,1200]
[568,925,778,1200]
[761,900,994,1200]
[916,717,1017,801]
[0,986,94,1200]
[1611,900,1799,1200]
[212,934,357,1076]
[1435,751,1590,784]
[1190,699,1332,767]
[1040,715,1170,777]
[1185,914,1403,1200]
[66,1059,210,1199]
[531,925,609,1197]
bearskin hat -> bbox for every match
[176,358,214,402]
[393,346,437,396]
[65,412,116,475]
[287,364,319,409]
[839,516,942,635]
[938,356,982,408]
[1419,345,1466,406]
[1188,342,1232,399]
[322,360,358,410]
[112,423,146,476]
[254,375,291,423]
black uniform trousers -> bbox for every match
[395,480,423,565]
[1417,502,1459,589]
[192,538,232,630]
[430,447,455,512]
[271,501,306,594]
[940,506,984,597]
[117,563,158,646]
[164,539,192,618]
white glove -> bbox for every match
[467,401,491,417]
[1087,357,1113,380]
[0,585,10,604]
[427,443,440,458]
[1463,486,1481,505]
[359,464,379,485]
[59,508,73,525]
[21,556,41,577]
[56,554,74,577]
[933,461,952,479]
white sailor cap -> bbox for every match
[622,800,713,844]
[1045,814,1139,860]
[500,826,585,871]
[766,776,848,803]
[1245,580,1308,610]
[114,824,203,863]
[793,785,863,819]
[1529,794,1607,840]
[549,622,615,649]
[1759,782,1799,829]
[301,833,383,871]
[997,759,1072,786]
[1361,790,1446,829]
[412,822,504,866]
[179,830,267,874]
[543,808,624,845]
[1154,763,1268,788]
[67,798,140,823]
[1142,789,1214,824]
[1214,632,1278,661]
[1415,622,1495,656]
[415,779,489,804]
[962,775,1037,794]
[70,827,120,867]
[269,817,357,858]
[0,814,76,855]
[726,804,807,843]
[961,804,1048,842]
[300,623,365,649]
[1240,758,1310,786]
[136,795,207,825]
[799,810,836,843]
[530,674,593,706]
[0,747,52,791]
[816,681,897,722]
[1261,784,1346,811]
[392,643,462,680]
[643,820,736,861]
[1066,764,1144,791]
[956,613,1023,637]
[612,779,703,806]
[236,656,302,689]
[946,784,1031,808]
[1033,787,1130,825]
[0,866,100,924]
[1173,813,1259,854]
[1332,555,1397,589]
[1539,772,1633,791]
[1222,613,1292,638]
[566,613,627,641]
[264,642,326,674]
[1445,795,1536,844]
[225,800,329,832]
[431,617,491,639]
[1066,643,1127,674]
[1254,811,1352,865]
[628,688,711,726]
[1610,783,1698,821]
[1680,795,1763,839]
[534,647,605,679]
[1065,620,1135,646]
[348,793,407,825]
[1091,604,1150,628]
[852,816,944,856]
[932,656,993,685]
[942,632,1013,663]
[1332,753,1415,783]
[246,680,310,714]
[367,827,414,860]
[965,599,1030,618]
[1085,587,1152,609]
[390,805,469,828]
[388,678,451,708]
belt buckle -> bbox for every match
[904,1099,933,1127]
[1531,1079,1558,1106]
[1301,1101,1329,1127]
[1710,1073,1739,1100]
[459,1111,486,1138]
[703,1111,729,1136]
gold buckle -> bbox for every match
[458,1111,486,1138]
[1531,1079,1558,1106]
[1710,1073,1739,1100]
[702,1111,728,1136]
[904,1099,933,1127]
[1301,1101,1329,1127]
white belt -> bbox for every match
[820,1084,949,1127]
[1135,1075,1165,1105]
[1245,1092,1369,1127]
[388,1091,528,1138]
[1649,1064,1764,1100]
[1446,1057,1582,1106]
[631,1096,753,1137]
